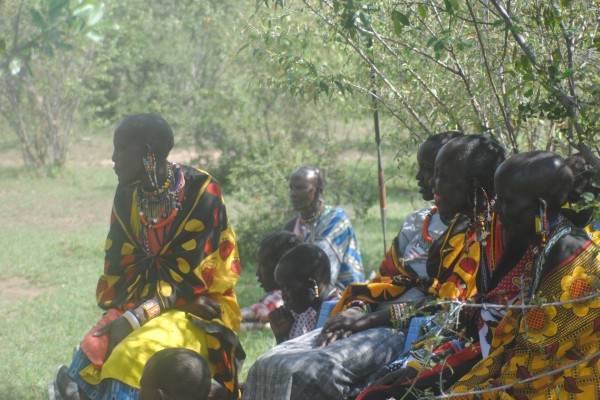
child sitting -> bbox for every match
[269,243,341,344]
[138,348,211,400]
[240,231,300,330]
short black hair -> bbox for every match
[293,166,325,194]
[256,231,301,271]
[116,114,174,160]
[143,348,211,400]
[444,134,506,196]
[498,151,574,212]
[276,243,331,285]
[425,131,464,154]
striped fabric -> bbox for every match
[293,207,364,288]
[242,327,405,400]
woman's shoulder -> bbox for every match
[543,226,593,276]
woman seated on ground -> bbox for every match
[268,243,342,344]
[358,155,540,400]
[53,114,244,400]
[284,166,364,289]
[333,131,462,324]
[448,150,600,399]
[242,134,505,400]
[240,231,300,331]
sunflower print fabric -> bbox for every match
[450,239,600,399]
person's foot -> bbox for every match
[48,379,64,400]
[55,365,80,400]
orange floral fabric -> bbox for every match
[450,239,600,399]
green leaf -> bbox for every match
[43,44,54,57]
[560,0,573,7]
[334,79,345,94]
[85,30,104,43]
[87,4,105,26]
[236,43,250,56]
[48,0,68,23]
[582,192,595,202]
[391,10,410,35]
[418,4,427,19]
[55,41,75,51]
[9,58,22,75]
[30,9,46,29]
[557,68,575,80]
[444,0,456,15]
[319,80,329,95]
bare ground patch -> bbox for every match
[0,277,47,302]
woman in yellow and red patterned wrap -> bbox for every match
[53,114,244,400]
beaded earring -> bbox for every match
[472,185,478,223]
[535,199,548,247]
[142,147,159,190]
[308,279,319,300]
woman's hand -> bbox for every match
[268,307,294,343]
[315,308,367,347]
[93,317,134,361]
[179,296,222,320]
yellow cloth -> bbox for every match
[80,310,210,389]
[450,239,600,399]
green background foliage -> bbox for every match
[1,0,599,397]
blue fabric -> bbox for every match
[315,300,339,329]
[313,207,364,287]
[68,349,138,400]
[402,316,435,352]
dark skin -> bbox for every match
[241,255,279,322]
[284,167,323,230]
[256,255,279,293]
[269,260,335,344]
[375,152,580,388]
[317,140,473,347]
[494,152,585,280]
[415,140,438,201]
[95,123,221,360]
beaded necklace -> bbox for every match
[422,206,438,243]
[300,202,328,225]
[530,215,571,296]
[137,163,185,251]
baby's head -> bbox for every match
[274,244,331,313]
[138,348,211,400]
[255,231,300,292]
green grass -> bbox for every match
[0,143,426,399]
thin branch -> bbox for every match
[303,0,432,134]
[438,291,600,310]
[465,0,516,147]
[366,26,464,132]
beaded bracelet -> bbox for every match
[390,303,412,331]
[123,310,141,330]
[141,299,161,321]
[348,300,371,314]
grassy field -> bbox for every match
[0,133,425,399]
